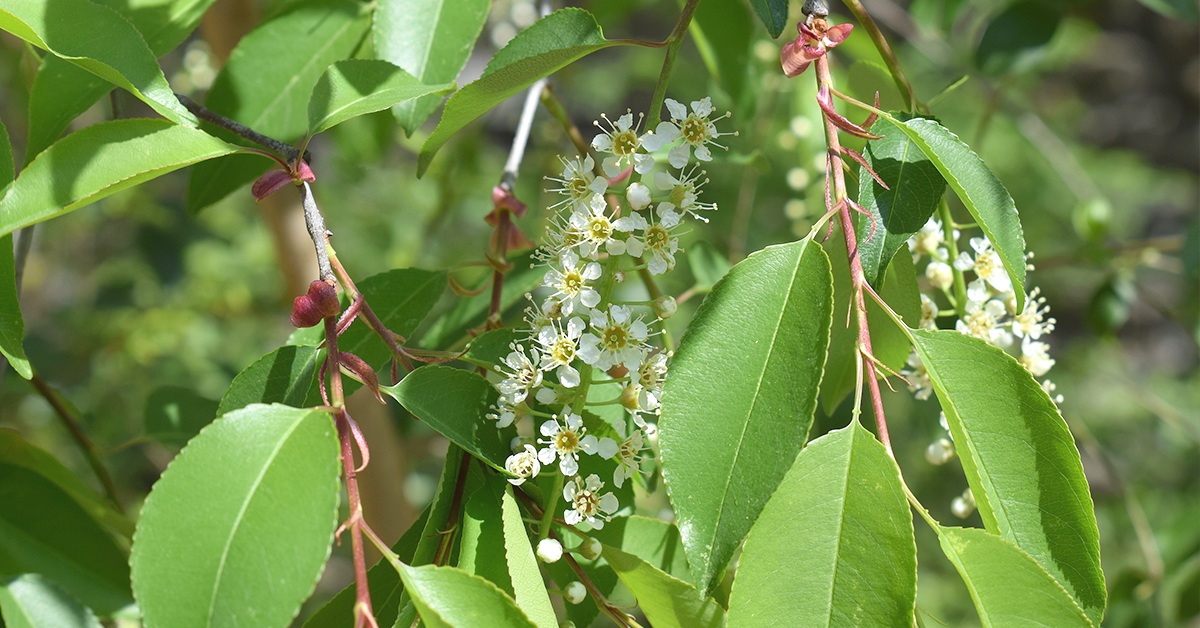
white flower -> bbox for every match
[639,212,682,276]
[536,538,563,563]
[1011,287,1055,340]
[545,154,608,213]
[487,395,526,428]
[591,112,654,177]
[568,202,635,260]
[954,237,1012,302]
[644,97,733,168]
[537,413,615,476]
[505,445,541,485]
[536,317,586,387]
[630,350,669,421]
[925,252,953,292]
[956,299,1011,346]
[919,294,938,331]
[1041,379,1064,404]
[902,351,933,401]
[653,166,717,223]
[563,473,620,529]
[543,250,602,315]
[612,429,649,488]
[494,343,543,404]
[1020,339,1055,377]
[626,182,652,210]
[909,218,944,257]
[563,581,587,605]
[578,305,649,372]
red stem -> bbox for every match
[489,210,511,324]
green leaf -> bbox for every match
[690,0,753,105]
[216,345,324,416]
[302,505,431,628]
[92,0,218,56]
[1135,0,1199,21]
[308,60,454,135]
[747,0,789,37]
[143,385,220,447]
[499,490,555,628]
[0,430,133,540]
[727,420,917,627]
[462,328,524,369]
[0,119,16,377]
[869,113,1027,310]
[0,462,132,615]
[685,241,731,292]
[659,238,834,596]
[0,0,193,125]
[130,404,341,628]
[910,329,1105,624]
[855,114,947,287]
[935,526,1094,628]
[381,367,508,470]
[590,516,690,582]
[821,233,921,414]
[418,8,623,176]
[0,119,240,238]
[0,574,102,628]
[374,0,490,136]
[603,546,726,628]
[187,0,371,212]
[397,563,537,628]
[976,1,1062,76]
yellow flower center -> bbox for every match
[602,324,628,350]
[588,216,613,241]
[613,130,639,156]
[645,226,669,250]
[681,116,708,144]
[555,429,579,453]
[572,489,599,517]
[551,338,576,364]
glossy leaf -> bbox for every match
[217,346,324,416]
[821,234,921,414]
[660,238,833,595]
[418,8,623,176]
[870,112,1027,310]
[603,546,726,628]
[0,121,20,378]
[381,366,508,470]
[0,0,192,125]
[976,1,1062,76]
[0,574,102,628]
[397,563,537,628]
[374,0,490,136]
[911,329,1105,624]
[855,113,947,287]
[499,489,556,628]
[936,526,1094,628]
[23,58,109,166]
[93,0,218,56]
[461,327,524,369]
[747,0,789,38]
[187,0,371,212]
[130,404,341,628]
[0,462,131,615]
[0,430,133,540]
[143,385,220,446]
[727,420,917,627]
[591,516,689,582]
[308,60,454,135]
[691,0,753,105]
[0,119,240,238]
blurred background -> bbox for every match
[0,0,1196,625]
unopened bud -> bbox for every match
[560,622,577,628]
[612,270,626,284]
[579,536,603,560]
[564,581,586,605]
[925,438,954,465]
[620,385,641,412]
[290,280,340,328]
[652,295,678,319]
[951,489,976,519]
[536,538,563,563]
[626,182,652,210]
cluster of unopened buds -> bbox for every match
[489,96,734,528]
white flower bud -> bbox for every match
[620,385,641,412]
[925,438,955,465]
[577,536,603,560]
[564,581,587,605]
[510,437,526,452]
[560,622,577,628]
[536,538,563,563]
[612,270,627,284]
[951,489,976,519]
[652,295,678,319]
[626,182,652,210]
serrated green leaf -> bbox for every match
[869,113,1027,310]
[308,60,454,135]
[130,404,341,628]
[976,2,1062,76]
[187,0,371,212]
[659,238,833,596]
[590,516,689,582]
[217,345,324,415]
[0,430,133,540]
[0,462,131,615]
[0,0,193,125]
[374,0,490,136]
[821,231,921,414]
[0,574,102,628]
[910,329,1105,624]
[418,8,625,176]
[381,367,508,470]
[603,546,726,628]
[0,119,240,238]
[500,490,555,628]
[143,385,220,447]
[855,114,947,287]
[936,526,1094,628]
[747,0,789,37]
[461,328,524,370]
[728,420,916,627]
[397,563,537,628]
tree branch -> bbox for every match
[176,93,312,163]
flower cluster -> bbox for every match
[903,217,1062,469]
[488,97,732,528]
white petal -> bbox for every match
[966,279,989,303]
[613,468,625,488]
[613,216,637,232]
[564,510,582,525]
[694,145,713,161]
[560,455,579,476]
[654,171,676,190]
[496,412,515,428]
[580,289,600,308]
[598,437,618,459]
[640,132,663,152]
[953,252,974,271]
[633,153,655,174]
[540,420,558,437]
[538,447,556,464]
[589,193,608,213]
[668,145,690,169]
[565,413,583,430]
[583,262,602,280]
[535,387,557,404]
[655,121,680,142]
[616,113,633,130]
[587,177,609,195]
[602,156,622,178]
[606,238,627,255]
[630,320,649,340]
[625,237,645,258]
[580,434,599,454]
[585,474,603,490]
[599,493,620,514]
[559,365,581,388]
[691,97,713,117]
[626,182,652,210]
[589,518,604,530]
[592,134,612,152]
[648,254,668,275]
[665,99,687,120]
[567,316,585,337]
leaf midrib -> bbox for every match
[250,14,361,131]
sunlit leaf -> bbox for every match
[0,574,102,628]
[398,563,537,628]
[603,546,726,628]
[308,60,454,135]
[217,346,324,415]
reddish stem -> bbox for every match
[814,54,893,455]
[489,209,511,325]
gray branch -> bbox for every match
[299,182,335,283]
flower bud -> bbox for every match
[577,536,603,561]
[951,489,976,519]
[626,182,652,210]
[564,581,586,605]
[290,280,340,328]
[924,438,954,465]
[620,385,641,412]
[536,538,563,563]
[560,622,577,628]
[652,295,678,319]
[612,270,626,284]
